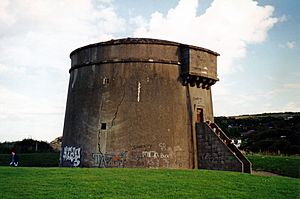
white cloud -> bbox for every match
[278,15,287,22]
[287,41,296,49]
[0,0,16,25]
[284,83,300,89]
[131,0,289,116]
[132,0,278,76]
[0,0,289,141]
[282,102,300,112]
[0,85,65,141]
[213,80,300,116]
[0,0,125,142]
[0,0,125,71]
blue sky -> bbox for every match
[0,0,299,142]
[216,0,300,115]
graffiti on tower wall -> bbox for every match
[130,142,170,167]
[62,146,81,167]
[92,151,127,168]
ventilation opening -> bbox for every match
[103,77,109,85]
[101,123,107,130]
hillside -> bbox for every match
[215,112,300,155]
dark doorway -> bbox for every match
[196,108,204,123]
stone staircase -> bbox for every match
[196,122,252,173]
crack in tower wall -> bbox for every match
[61,38,222,169]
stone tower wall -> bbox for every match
[61,38,219,168]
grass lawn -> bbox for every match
[246,154,300,178]
[0,167,299,199]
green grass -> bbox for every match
[0,153,59,167]
[0,167,299,199]
[1,153,299,178]
[247,154,300,178]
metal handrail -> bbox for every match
[207,122,252,173]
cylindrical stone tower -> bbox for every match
[61,38,219,168]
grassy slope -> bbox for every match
[0,167,299,199]
[247,154,300,178]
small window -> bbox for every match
[101,123,107,130]
[103,77,109,85]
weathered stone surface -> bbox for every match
[60,38,250,172]
[196,123,251,173]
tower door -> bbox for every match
[196,108,204,123]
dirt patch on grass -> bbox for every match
[252,170,280,177]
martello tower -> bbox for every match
[61,38,251,173]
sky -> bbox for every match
[0,0,299,142]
